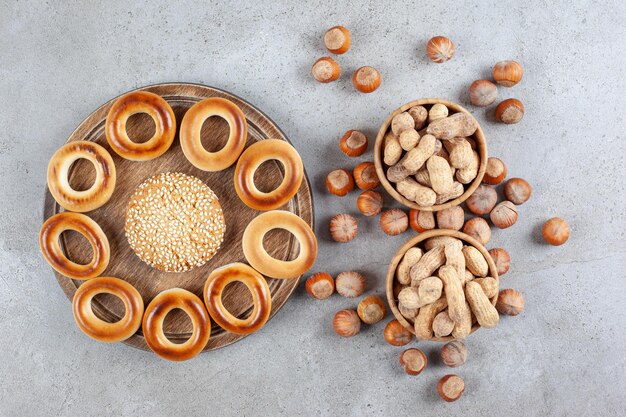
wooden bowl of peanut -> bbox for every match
[385,229,499,341]
[374,98,488,211]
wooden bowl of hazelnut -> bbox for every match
[385,229,499,342]
[374,98,488,211]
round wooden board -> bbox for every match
[42,83,314,352]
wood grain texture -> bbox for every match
[42,83,314,352]
[374,98,488,212]
[385,229,498,342]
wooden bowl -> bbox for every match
[374,98,488,212]
[385,229,499,342]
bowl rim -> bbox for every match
[374,98,488,212]
[385,229,499,342]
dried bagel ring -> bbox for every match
[105,91,176,161]
[142,288,211,361]
[203,263,272,334]
[47,141,116,212]
[39,212,110,280]
[72,277,144,342]
[234,139,304,211]
[242,210,317,279]
[180,97,247,171]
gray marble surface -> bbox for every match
[1,1,625,416]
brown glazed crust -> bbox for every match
[39,212,110,280]
[203,263,271,334]
[142,288,211,361]
[72,277,144,342]
[179,97,248,171]
[105,91,176,161]
[234,139,304,211]
[46,140,116,212]
[242,210,317,279]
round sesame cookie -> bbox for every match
[125,172,226,272]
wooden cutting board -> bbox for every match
[42,83,314,352]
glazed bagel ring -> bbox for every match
[142,288,211,361]
[39,212,110,280]
[203,263,272,334]
[242,210,317,279]
[72,277,144,342]
[105,91,176,161]
[180,97,247,171]
[47,140,116,212]
[234,139,304,211]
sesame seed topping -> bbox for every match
[124,172,226,272]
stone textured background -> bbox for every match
[1,0,625,416]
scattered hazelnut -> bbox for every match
[490,201,518,229]
[440,341,468,368]
[353,162,380,190]
[391,112,415,136]
[492,60,524,87]
[466,185,498,215]
[357,295,387,324]
[409,209,436,233]
[428,103,449,123]
[324,25,351,54]
[488,248,510,276]
[408,105,428,130]
[436,206,465,231]
[335,271,366,298]
[356,190,383,217]
[352,66,382,93]
[496,289,525,316]
[504,178,532,205]
[399,348,427,375]
[339,130,368,157]
[384,319,413,346]
[311,57,341,83]
[463,217,491,246]
[329,214,358,242]
[426,36,455,63]
[305,272,335,300]
[495,98,525,124]
[542,217,570,246]
[333,309,361,337]
[397,287,420,309]
[437,375,465,402]
[483,157,507,185]
[468,79,498,107]
[325,169,355,196]
[380,209,409,236]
